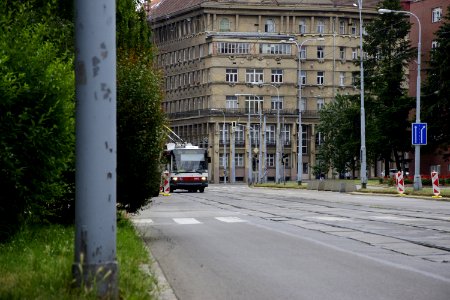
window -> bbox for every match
[271,96,283,110]
[266,125,276,145]
[246,69,264,83]
[300,70,306,85]
[317,71,324,85]
[219,154,228,167]
[260,43,291,55]
[300,97,306,112]
[432,7,442,23]
[281,124,290,144]
[339,20,346,34]
[299,19,307,34]
[235,153,244,167]
[339,72,345,86]
[265,19,276,32]
[217,42,250,54]
[226,68,238,83]
[317,46,324,59]
[339,47,345,60]
[302,162,308,174]
[271,69,283,83]
[219,18,230,31]
[316,19,325,34]
[299,46,307,59]
[282,153,290,167]
[352,48,358,60]
[226,96,238,109]
[317,98,325,110]
[235,125,245,145]
[352,72,358,86]
[245,95,263,114]
[351,22,357,35]
[267,154,275,167]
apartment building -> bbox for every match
[148,0,380,183]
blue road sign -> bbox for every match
[412,123,427,145]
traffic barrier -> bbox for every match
[431,171,441,198]
[162,171,171,196]
[396,171,405,194]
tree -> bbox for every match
[422,5,450,160]
[363,0,415,176]
[0,1,75,240]
[116,0,166,212]
[317,95,361,178]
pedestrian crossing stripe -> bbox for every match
[132,216,247,225]
[173,218,202,225]
[215,217,247,223]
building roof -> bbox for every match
[149,0,381,20]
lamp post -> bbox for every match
[287,37,324,185]
[353,0,367,188]
[211,109,226,184]
[252,83,281,183]
[378,8,422,190]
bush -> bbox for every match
[117,53,166,213]
[0,3,75,241]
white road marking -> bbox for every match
[132,218,154,224]
[311,216,352,221]
[372,216,416,221]
[215,217,247,223]
[173,218,202,225]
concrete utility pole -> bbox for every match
[73,0,118,298]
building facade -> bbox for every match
[407,0,450,177]
[148,0,380,183]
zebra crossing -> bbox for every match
[132,216,248,226]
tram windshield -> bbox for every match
[171,149,208,173]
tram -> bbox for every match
[163,142,209,193]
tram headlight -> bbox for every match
[172,177,178,181]
[201,176,207,181]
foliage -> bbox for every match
[317,95,361,175]
[363,0,415,175]
[117,54,166,212]
[0,1,75,241]
[422,5,450,159]
[0,215,158,299]
[116,0,166,212]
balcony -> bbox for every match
[167,108,320,120]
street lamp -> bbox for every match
[287,37,324,185]
[211,109,226,184]
[252,83,281,183]
[354,0,367,189]
[378,8,422,190]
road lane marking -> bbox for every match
[132,218,154,224]
[215,217,247,223]
[173,218,202,225]
[311,216,352,221]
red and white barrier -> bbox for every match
[160,171,171,196]
[431,171,441,197]
[396,171,405,194]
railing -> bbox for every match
[167,108,320,120]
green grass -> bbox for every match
[254,179,450,199]
[0,213,158,299]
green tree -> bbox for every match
[116,0,166,212]
[422,5,450,160]
[364,0,415,176]
[0,1,75,240]
[317,95,361,178]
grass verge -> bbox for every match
[0,212,157,299]
[254,180,450,199]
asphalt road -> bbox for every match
[132,184,450,300]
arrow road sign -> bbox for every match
[412,123,427,145]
